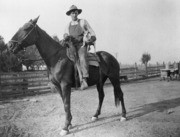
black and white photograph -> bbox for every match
[0,0,180,137]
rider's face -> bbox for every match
[70,10,79,21]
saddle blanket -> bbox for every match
[87,53,99,67]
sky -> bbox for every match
[1,0,180,64]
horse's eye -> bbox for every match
[24,24,33,31]
[24,27,30,31]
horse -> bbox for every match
[7,16,127,136]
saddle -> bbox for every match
[66,45,100,67]
[65,45,99,88]
[60,36,99,88]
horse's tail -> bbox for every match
[114,86,121,107]
[109,76,122,107]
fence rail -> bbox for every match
[0,70,50,99]
[0,65,165,99]
[120,64,164,79]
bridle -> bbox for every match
[9,22,37,51]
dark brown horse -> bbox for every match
[7,17,126,136]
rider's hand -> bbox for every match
[90,36,96,43]
[60,40,69,48]
[63,33,69,41]
[85,36,96,45]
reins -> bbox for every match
[9,22,37,48]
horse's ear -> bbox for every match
[32,16,40,25]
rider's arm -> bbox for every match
[81,19,96,37]
[64,23,70,38]
[80,19,96,44]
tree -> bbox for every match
[0,50,22,72]
[141,52,151,76]
[16,45,43,70]
[0,36,44,72]
[0,36,7,72]
[0,36,24,72]
[0,36,6,52]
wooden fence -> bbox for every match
[0,70,50,99]
[120,64,165,80]
[0,64,165,99]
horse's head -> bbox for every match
[7,16,40,54]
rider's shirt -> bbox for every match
[64,19,96,42]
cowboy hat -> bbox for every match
[66,5,82,16]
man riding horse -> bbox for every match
[7,15,127,136]
[64,5,96,90]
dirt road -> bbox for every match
[0,78,180,137]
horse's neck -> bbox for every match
[35,26,65,67]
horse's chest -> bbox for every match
[51,59,73,81]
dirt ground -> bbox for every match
[0,77,180,137]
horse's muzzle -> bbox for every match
[7,42,18,54]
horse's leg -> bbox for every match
[75,61,83,83]
[60,81,72,136]
[51,79,63,98]
[109,77,127,121]
[92,75,108,121]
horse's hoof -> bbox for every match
[68,124,73,130]
[120,117,127,122]
[91,116,98,121]
[60,129,69,136]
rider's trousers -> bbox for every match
[77,46,89,78]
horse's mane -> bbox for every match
[36,25,64,50]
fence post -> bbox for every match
[178,61,180,75]
[135,62,138,79]
[163,61,165,69]
[0,73,1,99]
[119,62,121,76]
[156,62,159,75]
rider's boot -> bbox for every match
[80,78,88,90]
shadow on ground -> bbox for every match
[128,97,180,119]
[69,97,180,134]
